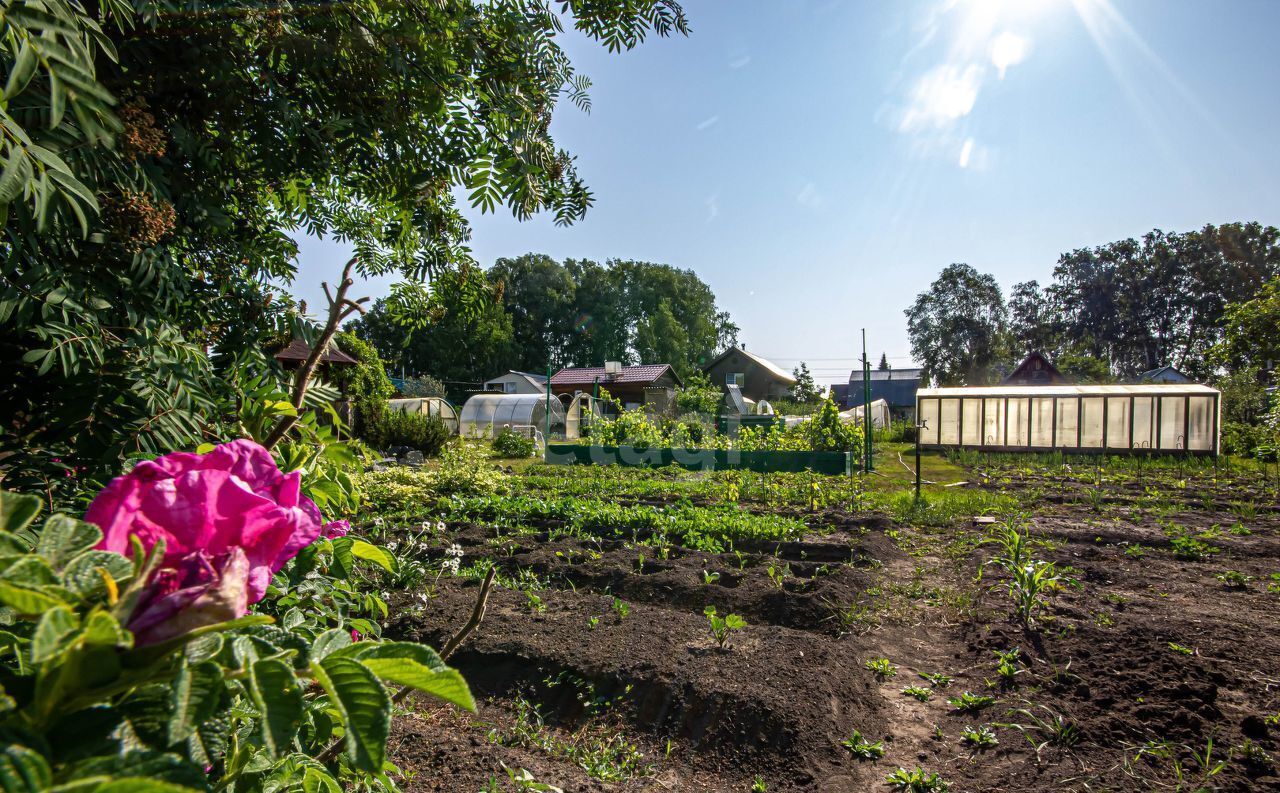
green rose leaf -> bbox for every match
[248,658,304,759]
[31,606,80,663]
[36,515,103,570]
[350,642,475,712]
[168,661,224,745]
[0,491,41,541]
[311,655,390,772]
[0,744,51,793]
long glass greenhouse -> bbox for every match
[458,393,565,439]
[915,384,1220,456]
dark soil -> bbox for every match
[383,470,1280,792]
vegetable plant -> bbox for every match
[947,692,996,713]
[885,767,949,792]
[841,729,885,760]
[866,657,898,680]
[704,606,746,649]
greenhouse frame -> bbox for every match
[458,392,565,440]
[915,384,1220,456]
[387,397,460,435]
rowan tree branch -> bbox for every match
[263,257,366,450]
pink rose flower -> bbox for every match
[85,439,347,644]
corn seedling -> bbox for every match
[865,657,898,680]
[841,729,885,760]
[1168,642,1194,655]
[960,725,999,750]
[704,605,746,649]
[902,685,933,702]
[751,776,767,792]
[885,767,949,792]
[947,692,995,713]
[1001,705,1080,759]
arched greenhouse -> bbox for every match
[458,393,566,440]
[387,397,460,435]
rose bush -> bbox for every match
[0,440,471,792]
[83,440,350,643]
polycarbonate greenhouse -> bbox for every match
[387,397,459,435]
[458,393,565,439]
[915,384,1220,456]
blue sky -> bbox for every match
[295,0,1280,387]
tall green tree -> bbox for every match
[1,0,690,485]
[348,270,516,392]
[906,263,1012,386]
[790,362,822,402]
[1034,223,1278,378]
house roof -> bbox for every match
[1002,351,1067,384]
[550,364,682,388]
[1137,365,1190,382]
[703,346,797,384]
[273,338,358,365]
[485,370,548,389]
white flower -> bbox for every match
[373,517,385,527]
[436,521,447,533]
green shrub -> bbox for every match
[493,428,537,458]
[334,332,396,434]
[365,408,449,454]
[400,373,447,398]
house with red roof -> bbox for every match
[550,363,682,411]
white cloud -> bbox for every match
[728,55,751,69]
[696,115,720,131]
[958,137,975,168]
[990,31,1029,78]
[705,193,720,222]
[899,64,984,131]
[796,182,823,209]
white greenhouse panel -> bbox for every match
[915,384,1219,456]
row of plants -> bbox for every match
[582,397,864,456]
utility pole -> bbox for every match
[544,365,552,451]
[862,329,873,472]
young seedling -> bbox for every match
[947,692,995,713]
[612,597,630,621]
[841,729,885,760]
[702,569,721,585]
[636,552,645,573]
[525,591,546,613]
[865,657,898,680]
[919,672,953,688]
[1168,642,1194,656]
[588,616,600,630]
[750,776,767,792]
[994,648,1022,683]
[960,725,999,750]
[902,685,933,702]
[884,767,949,792]
[766,563,789,589]
[1215,570,1253,589]
[704,605,746,650]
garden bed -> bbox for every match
[545,443,854,474]
[367,453,1280,791]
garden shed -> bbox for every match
[916,384,1220,456]
[387,397,460,435]
[459,393,565,439]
